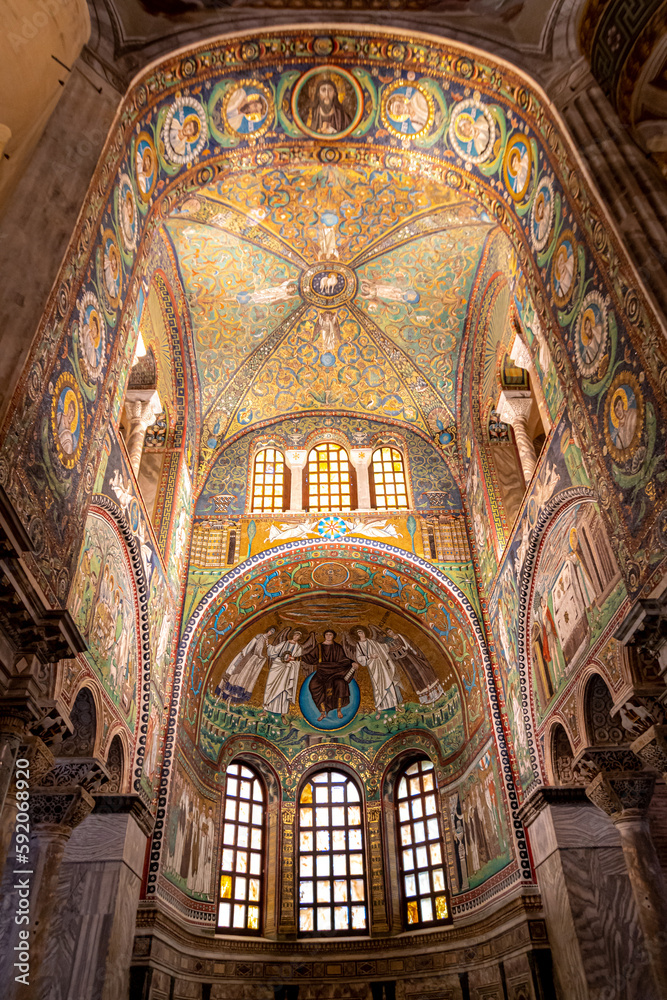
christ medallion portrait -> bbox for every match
[292,66,363,140]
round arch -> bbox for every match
[1,25,664,615]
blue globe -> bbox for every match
[299,672,361,731]
[320,352,336,367]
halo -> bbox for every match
[609,386,629,427]
[182,113,201,140]
[62,389,78,429]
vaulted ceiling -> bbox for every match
[152,161,511,467]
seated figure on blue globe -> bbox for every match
[301,629,358,721]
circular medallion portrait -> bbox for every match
[51,372,84,470]
[162,96,208,165]
[575,291,608,379]
[530,176,554,252]
[134,132,157,202]
[101,229,122,308]
[292,66,363,140]
[299,670,361,731]
[551,230,577,308]
[604,372,644,464]
[117,174,138,252]
[222,80,273,138]
[448,98,496,164]
[301,262,357,309]
[381,82,434,140]
[503,134,532,201]
[77,290,106,382]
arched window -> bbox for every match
[217,762,265,934]
[298,770,367,935]
[371,446,408,510]
[397,759,451,928]
[252,448,287,513]
[306,443,353,512]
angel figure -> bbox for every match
[352,625,402,713]
[263,628,304,715]
[301,629,358,721]
[383,628,444,704]
[345,517,400,540]
[216,626,277,704]
[268,520,318,543]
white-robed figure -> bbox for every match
[353,626,402,712]
[216,626,277,704]
[263,629,303,715]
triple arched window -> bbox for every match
[217,758,451,937]
[251,443,409,513]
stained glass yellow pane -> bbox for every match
[247,906,259,930]
[407,900,419,925]
[220,875,232,899]
[301,783,313,804]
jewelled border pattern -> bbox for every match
[147,538,533,908]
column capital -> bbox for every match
[584,769,655,820]
[509,333,534,372]
[37,755,111,794]
[630,723,667,778]
[123,389,161,430]
[497,389,533,425]
[31,786,95,831]
[350,448,372,468]
[284,449,308,470]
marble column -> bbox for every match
[0,786,95,1000]
[350,448,372,510]
[518,785,653,1000]
[0,733,54,876]
[0,708,29,818]
[496,391,537,485]
[584,759,667,999]
[284,450,308,512]
[39,794,154,1000]
[123,389,161,476]
[509,332,552,432]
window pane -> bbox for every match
[397,759,451,929]
[298,770,367,936]
[218,762,265,934]
[371,447,409,510]
[252,449,286,512]
[307,444,352,512]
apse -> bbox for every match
[0,19,667,1000]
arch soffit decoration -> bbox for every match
[514,487,634,791]
[3,27,666,609]
[85,499,153,800]
[181,539,487,732]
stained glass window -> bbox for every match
[372,447,408,510]
[298,770,367,935]
[217,762,264,934]
[397,759,452,928]
[307,443,352,512]
[252,448,286,513]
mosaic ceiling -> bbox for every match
[158,165,502,462]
